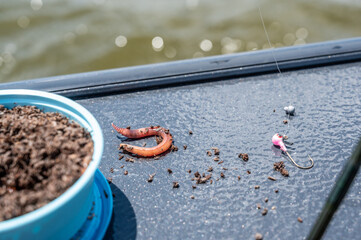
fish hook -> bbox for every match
[272,133,314,169]
[284,151,314,169]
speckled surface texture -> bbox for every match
[77,62,361,240]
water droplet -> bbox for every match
[200,39,212,52]
[31,0,43,11]
[152,36,164,51]
[115,35,127,48]
[17,16,30,29]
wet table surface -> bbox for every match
[77,62,361,240]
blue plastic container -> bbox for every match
[0,89,104,240]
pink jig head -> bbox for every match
[271,133,314,169]
[272,133,287,152]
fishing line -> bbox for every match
[257,6,282,75]
[257,3,292,134]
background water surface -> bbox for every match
[0,0,360,83]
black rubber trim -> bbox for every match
[1,37,361,99]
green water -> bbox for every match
[0,0,360,83]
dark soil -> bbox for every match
[255,233,263,240]
[211,147,220,155]
[273,161,289,177]
[171,145,178,152]
[238,153,249,161]
[194,171,201,178]
[196,174,212,184]
[261,208,268,216]
[147,173,155,182]
[0,105,93,222]
[192,171,212,184]
[125,157,135,163]
[268,176,276,181]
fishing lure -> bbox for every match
[272,133,314,169]
[112,123,173,157]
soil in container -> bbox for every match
[0,105,94,221]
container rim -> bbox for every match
[0,89,104,231]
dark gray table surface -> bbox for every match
[77,62,361,240]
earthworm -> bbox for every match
[112,123,173,157]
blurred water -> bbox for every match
[0,0,360,83]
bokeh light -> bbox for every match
[152,36,164,52]
[30,0,43,11]
[17,16,30,29]
[200,39,213,52]
[164,47,177,59]
[296,27,309,40]
[115,35,127,48]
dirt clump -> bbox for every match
[238,153,249,161]
[274,161,289,177]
